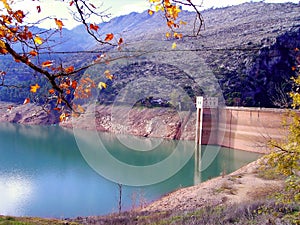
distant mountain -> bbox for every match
[0,2,299,107]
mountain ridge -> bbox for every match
[0,2,299,107]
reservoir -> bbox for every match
[0,122,261,218]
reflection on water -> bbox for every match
[0,123,262,218]
[0,173,33,216]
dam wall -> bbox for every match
[201,107,290,153]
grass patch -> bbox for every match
[0,216,79,225]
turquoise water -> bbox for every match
[0,122,261,218]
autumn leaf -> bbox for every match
[118,38,123,46]
[37,5,41,13]
[77,104,85,113]
[55,18,64,30]
[23,98,30,105]
[34,35,43,45]
[90,23,99,31]
[13,10,25,23]
[1,0,11,11]
[0,40,8,54]
[172,42,177,49]
[48,89,55,94]
[173,32,183,39]
[30,83,40,93]
[64,66,74,73]
[41,60,53,68]
[59,113,69,122]
[89,3,96,9]
[71,80,77,89]
[165,32,171,38]
[65,89,71,95]
[69,1,74,6]
[155,4,163,12]
[104,70,114,80]
[148,9,154,16]
[29,50,38,57]
[98,82,107,89]
[105,33,114,42]
[167,20,174,28]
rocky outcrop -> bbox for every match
[62,104,196,140]
[0,102,58,125]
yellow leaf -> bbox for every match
[172,42,177,49]
[30,83,40,93]
[34,36,43,45]
[166,32,171,38]
[155,4,163,12]
[1,0,12,11]
[104,70,114,80]
[98,82,107,89]
[59,113,69,122]
[148,9,154,16]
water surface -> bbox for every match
[0,123,261,218]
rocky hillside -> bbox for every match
[0,2,299,108]
[80,2,300,108]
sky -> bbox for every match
[10,0,300,29]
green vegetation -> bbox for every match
[0,216,80,225]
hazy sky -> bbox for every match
[11,0,299,29]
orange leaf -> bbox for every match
[55,18,64,30]
[42,60,53,68]
[85,77,94,83]
[64,66,74,73]
[29,50,38,57]
[90,23,99,32]
[13,10,25,23]
[23,98,30,105]
[118,38,123,46]
[105,33,114,42]
[54,107,61,111]
[59,113,69,122]
[71,80,77,89]
[65,89,71,95]
[30,83,40,93]
[77,104,85,113]
[48,89,55,94]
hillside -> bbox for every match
[0,2,299,107]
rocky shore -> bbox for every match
[0,102,196,140]
[69,158,285,225]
